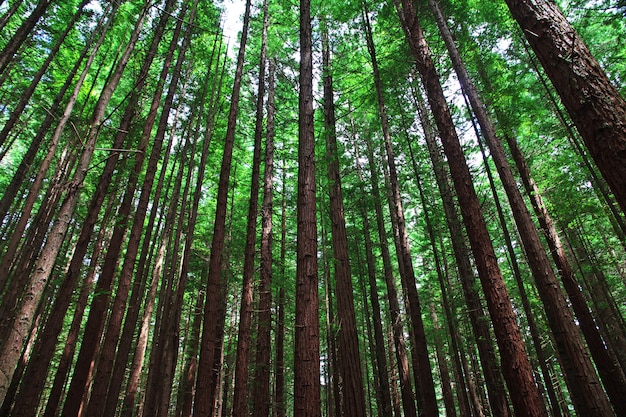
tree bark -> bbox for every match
[0,0,53,80]
[293,1,321,415]
[193,0,252,414]
[0,2,144,404]
[394,1,546,415]
[321,17,367,417]
[363,136,417,417]
[232,1,270,414]
[504,0,626,213]
[252,51,276,417]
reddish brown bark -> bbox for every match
[394,0,546,415]
[193,0,252,414]
[252,52,276,417]
[321,18,367,417]
[505,0,626,213]
[293,1,321,416]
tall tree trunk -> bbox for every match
[274,159,288,417]
[0,1,118,304]
[320,17,367,417]
[0,0,89,148]
[505,131,626,411]
[407,83,510,417]
[468,115,563,417]
[5,3,173,413]
[0,4,110,235]
[232,1,270,414]
[174,30,226,417]
[193,0,252,414]
[504,0,626,212]
[363,136,417,417]
[362,6,438,415]
[352,138,394,417]
[394,1,546,415]
[252,52,276,417]
[293,1,321,415]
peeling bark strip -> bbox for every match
[504,0,626,213]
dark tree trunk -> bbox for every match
[0,0,89,154]
[274,161,288,417]
[394,1,546,415]
[408,83,510,417]
[505,132,626,413]
[0,3,145,405]
[504,0,626,213]
[363,137,417,417]
[293,0,321,415]
[193,0,252,414]
[232,1,270,414]
[431,0,621,409]
[362,6,437,415]
[252,51,276,417]
[321,17,367,417]
[352,135,394,417]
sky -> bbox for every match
[222,0,246,50]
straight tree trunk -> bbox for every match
[363,137,417,417]
[506,132,626,411]
[5,4,174,414]
[394,1,546,415]
[0,0,89,152]
[320,17,367,417]
[469,117,563,417]
[252,53,276,417]
[274,160,288,417]
[408,83,510,417]
[0,1,118,304]
[293,1,321,415]
[362,6,438,415]
[504,0,626,213]
[232,1,270,414]
[352,137,394,417]
[193,0,253,414]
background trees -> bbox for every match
[0,0,624,415]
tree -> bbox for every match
[320,16,367,417]
[294,0,321,415]
[504,0,626,213]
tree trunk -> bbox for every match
[193,0,252,414]
[0,0,89,149]
[0,0,52,80]
[321,17,367,417]
[408,83,510,417]
[504,0,626,213]
[394,1,546,415]
[433,0,621,406]
[293,0,321,415]
[352,135,394,417]
[362,6,437,415]
[363,136,417,417]
[274,160,288,417]
[232,1,270,414]
[252,51,275,417]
